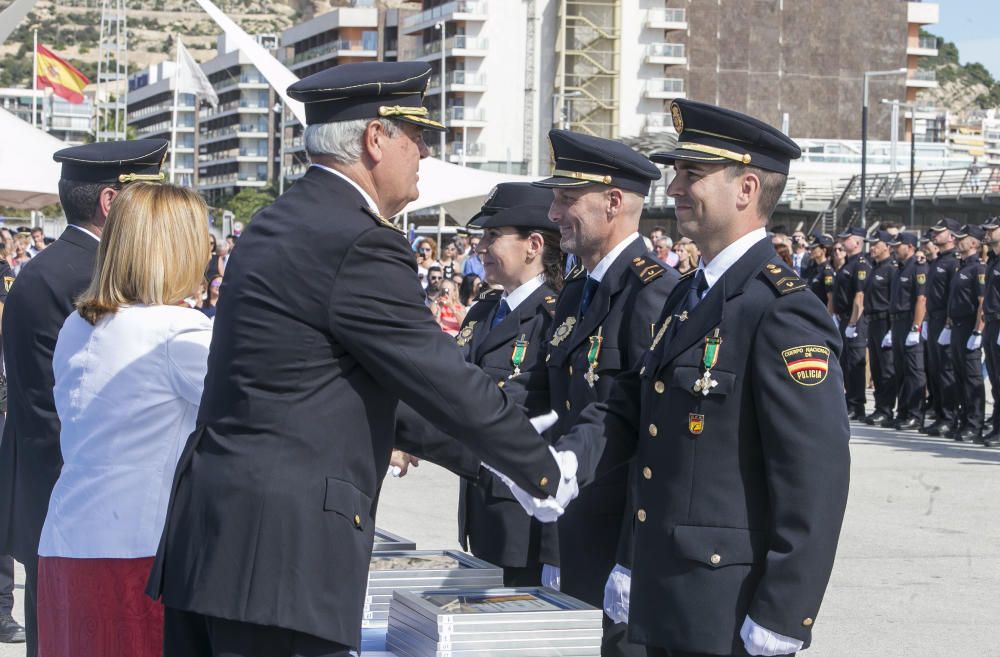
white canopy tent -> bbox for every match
[0,107,65,209]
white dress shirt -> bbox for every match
[39,305,213,559]
[589,233,641,282]
[502,274,545,311]
[697,227,769,297]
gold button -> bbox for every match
[498,380,505,388]
[648,424,658,437]
[565,400,571,410]
[642,466,652,480]
[569,365,573,376]
[540,476,549,487]
[637,509,647,522]
[654,380,665,394]
[354,514,362,526]
[802,617,814,627]
[710,553,721,565]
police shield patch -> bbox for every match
[688,413,704,435]
[916,273,926,285]
[3,276,12,292]
[782,345,831,386]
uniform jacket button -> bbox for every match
[654,380,665,394]
[354,514,362,526]
[637,509,647,522]
[648,424,658,437]
[568,365,573,375]
[802,617,814,627]
[642,466,652,479]
[539,476,549,487]
[565,400,571,410]
[710,553,721,565]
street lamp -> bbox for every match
[860,68,907,227]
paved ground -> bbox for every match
[3,420,999,656]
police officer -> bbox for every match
[148,62,572,657]
[980,219,1000,447]
[923,218,962,436]
[805,233,835,310]
[0,139,168,657]
[863,231,898,426]
[944,224,987,442]
[395,203,564,587]
[541,99,850,657]
[832,226,871,420]
[505,129,678,657]
[888,232,928,430]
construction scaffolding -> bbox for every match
[555,0,620,139]
[94,0,128,142]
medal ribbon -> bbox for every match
[702,328,722,371]
[510,334,528,375]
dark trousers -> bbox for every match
[0,554,12,615]
[984,320,1000,435]
[949,318,985,431]
[926,314,958,426]
[839,315,868,415]
[867,316,897,416]
[502,562,543,587]
[891,318,927,421]
[644,647,794,657]
[22,554,37,657]
[602,614,646,657]
[164,607,351,657]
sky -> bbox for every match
[929,0,1000,79]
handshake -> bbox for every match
[483,410,581,522]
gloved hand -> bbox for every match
[921,321,928,340]
[486,447,579,523]
[905,329,920,347]
[740,616,805,657]
[844,324,858,340]
[967,333,982,351]
[541,564,560,591]
[881,331,892,349]
[937,327,951,346]
[603,564,631,625]
[529,410,559,434]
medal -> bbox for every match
[584,327,604,387]
[692,328,722,396]
[550,316,576,346]
[509,334,528,378]
[456,321,477,347]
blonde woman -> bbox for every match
[36,183,212,657]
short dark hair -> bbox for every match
[58,179,122,226]
[725,164,787,219]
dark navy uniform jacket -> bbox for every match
[147,168,561,650]
[947,254,985,321]
[831,252,870,316]
[983,253,1000,317]
[507,237,678,608]
[394,283,562,568]
[889,256,928,316]
[864,257,896,315]
[0,227,98,563]
[557,238,850,655]
[927,250,960,317]
[807,262,834,305]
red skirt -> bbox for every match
[38,556,163,657]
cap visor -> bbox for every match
[650,148,727,166]
[398,115,447,132]
[532,175,593,189]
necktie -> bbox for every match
[491,299,511,329]
[682,269,708,314]
[579,277,600,318]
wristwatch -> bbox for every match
[911,325,920,332]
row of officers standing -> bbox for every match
[804,217,1000,445]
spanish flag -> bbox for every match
[36,44,90,104]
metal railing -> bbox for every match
[646,8,686,24]
[917,35,938,49]
[291,39,375,65]
[429,70,486,88]
[647,43,685,59]
[911,69,937,81]
[402,35,488,59]
[448,140,484,156]
[402,0,486,29]
[646,78,685,94]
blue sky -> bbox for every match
[928,0,1000,78]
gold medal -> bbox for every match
[550,316,577,346]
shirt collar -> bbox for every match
[588,233,641,283]
[698,227,768,292]
[310,163,379,215]
[502,274,545,312]
[68,224,100,242]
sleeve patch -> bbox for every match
[782,345,831,386]
[916,273,926,285]
[856,270,867,281]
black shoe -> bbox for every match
[897,417,921,431]
[924,410,938,424]
[984,432,999,447]
[847,410,863,421]
[925,422,947,437]
[0,613,25,643]
[875,414,894,428]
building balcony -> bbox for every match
[446,140,486,163]
[213,76,270,95]
[401,35,488,61]
[401,0,488,35]
[907,1,939,25]
[645,42,686,65]
[644,78,686,99]
[289,39,378,70]
[199,100,272,120]
[643,112,677,134]
[443,105,485,126]
[645,8,687,31]
[907,35,938,57]
[906,68,938,88]
[427,70,487,94]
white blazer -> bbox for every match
[39,305,213,559]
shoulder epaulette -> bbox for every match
[761,261,807,295]
[477,288,503,302]
[542,293,558,316]
[361,206,404,234]
[629,256,666,285]
[565,263,587,282]
[678,269,697,281]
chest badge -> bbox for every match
[509,334,528,378]
[916,273,926,284]
[650,316,672,351]
[456,321,477,347]
[689,413,705,435]
[550,316,577,346]
[692,328,723,396]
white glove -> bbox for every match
[937,327,951,346]
[603,564,631,625]
[844,324,858,340]
[740,616,804,657]
[905,329,920,347]
[967,333,982,351]
[529,410,560,434]
[541,564,560,591]
[484,447,579,523]
[881,331,892,349]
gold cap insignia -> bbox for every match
[670,102,684,133]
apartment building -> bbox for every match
[0,88,93,145]
[127,62,199,188]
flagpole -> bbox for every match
[169,35,181,183]
[31,29,37,127]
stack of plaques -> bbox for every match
[373,528,417,552]
[386,587,603,657]
[363,550,504,630]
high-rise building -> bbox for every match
[127,62,199,187]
